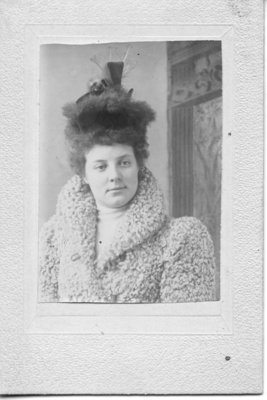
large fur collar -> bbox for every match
[55,167,168,267]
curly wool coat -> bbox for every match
[39,167,216,303]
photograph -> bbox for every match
[38,41,222,304]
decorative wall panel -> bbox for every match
[168,41,222,299]
[171,51,222,104]
[193,97,222,294]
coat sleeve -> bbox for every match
[38,215,60,302]
[160,217,216,303]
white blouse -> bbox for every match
[96,204,129,263]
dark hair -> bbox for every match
[64,125,149,176]
[62,62,155,176]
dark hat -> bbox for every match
[62,61,155,136]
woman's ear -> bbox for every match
[81,175,90,193]
[82,172,89,186]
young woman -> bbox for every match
[39,61,216,303]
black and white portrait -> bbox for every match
[1,0,263,390]
[38,41,222,304]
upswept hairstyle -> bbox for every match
[62,61,156,176]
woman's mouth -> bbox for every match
[107,187,126,192]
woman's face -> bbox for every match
[84,144,139,209]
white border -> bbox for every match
[24,24,233,335]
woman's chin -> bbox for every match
[106,199,128,209]
[102,195,132,209]
[103,192,133,209]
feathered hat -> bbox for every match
[62,60,156,139]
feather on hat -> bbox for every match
[62,61,155,136]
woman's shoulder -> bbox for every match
[160,216,216,302]
[39,176,81,233]
[161,216,214,258]
[167,216,210,240]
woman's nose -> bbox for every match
[108,165,121,182]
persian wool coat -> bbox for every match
[39,168,216,303]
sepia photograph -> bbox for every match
[38,41,222,304]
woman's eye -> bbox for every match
[95,164,106,171]
[120,160,131,167]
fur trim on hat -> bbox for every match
[62,86,155,134]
